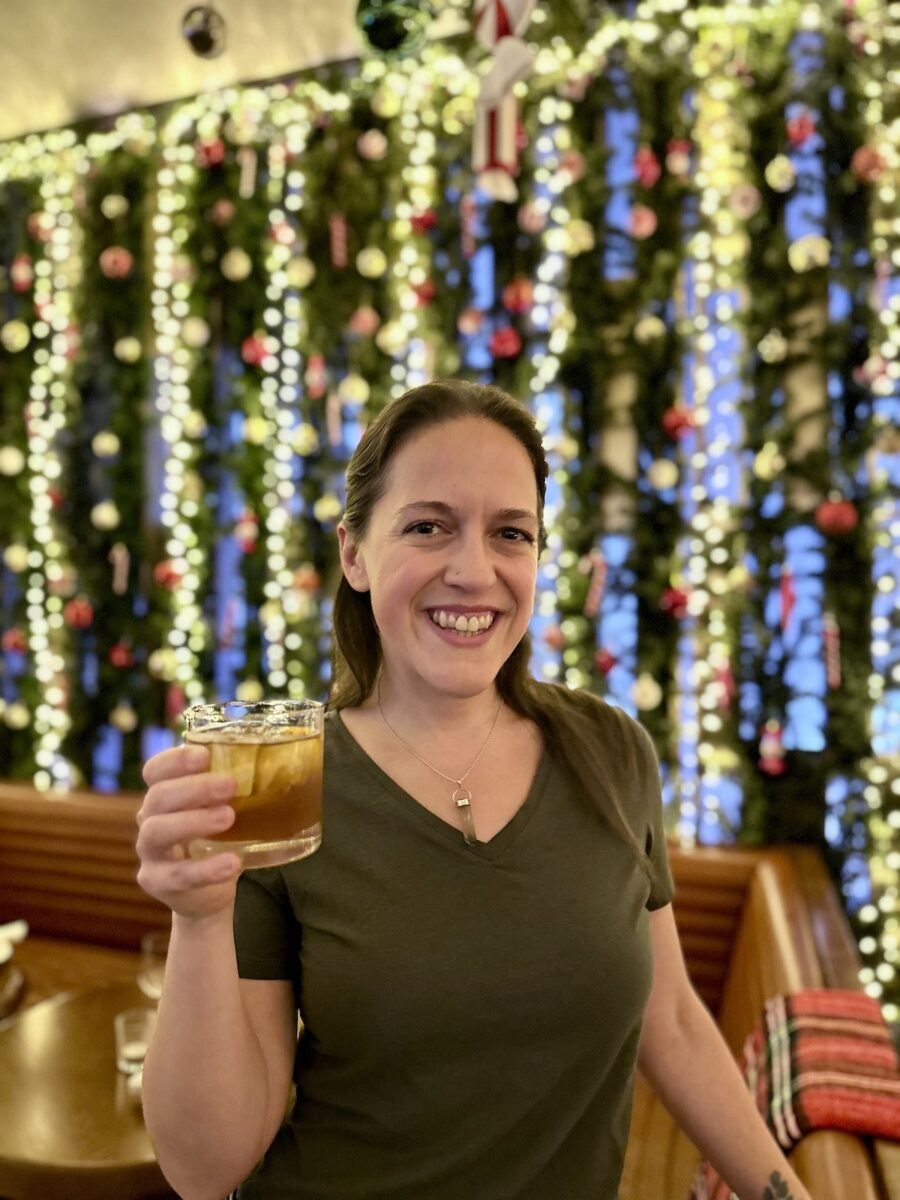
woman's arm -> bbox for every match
[137,745,297,1200]
[637,905,813,1200]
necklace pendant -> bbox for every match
[451,785,473,809]
[451,786,478,845]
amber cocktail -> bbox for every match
[183,699,323,869]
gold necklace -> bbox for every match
[376,683,504,846]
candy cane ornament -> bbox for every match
[472,0,538,201]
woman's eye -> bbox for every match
[405,520,440,535]
[499,527,535,543]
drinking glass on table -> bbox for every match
[137,929,169,1001]
[182,699,324,869]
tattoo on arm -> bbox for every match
[762,1171,794,1200]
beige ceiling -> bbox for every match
[0,1,372,143]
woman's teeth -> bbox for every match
[429,610,495,635]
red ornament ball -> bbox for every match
[489,326,523,359]
[542,625,566,651]
[241,333,270,366]
[851,145,886,185]
[153,559,184,591]
[595,648,618,675]
[662,406,695,441]
[196,138,226,168]
[413,280,436,306]
[660,586,690,619]
[63,597,94,629]
[814,498,859,537]
[1,627,27,654]
[99,246,134,280]
[10,254,33,293]
[457,308,485,336]
[109,641,134,669]
[410,209,438,236]
[294,565,322,592]
[501,277,534,315]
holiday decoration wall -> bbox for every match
[0,0,897,1023]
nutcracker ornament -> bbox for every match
[472,0,538,201]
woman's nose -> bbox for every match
[445,532,496,588]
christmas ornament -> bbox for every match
[662,405,695,441]
[109,704,139,733]
[305,354,327,399]
[632,673,663,711]
[109,641,134,669]
[92,431,121,459]
[472,0,537,201]
[221,248,253,281]
[595,648,618,675]
[4,702,30,730]
[371,83,403,119]
[286,256,316,289]
[752,442,785,481]
[148,648,177,680]
[26,211,53,242]
[628,205,658,240]
[542,625,566,650]
[413,280,436,306]
[242,415,271,445]
[501,277,534,314]
[634,315,666,344]
[665,138,692,177]
[517,201,547,234]
[0,446,26,476]
[786,112,816,147]
[489,326,522,358]
[99,246,134,279]
[235,679,265,703]
[347,305,381,337]
[182,316,211,347]
[63,597,94,630]
[728,183,762,219]
[758,330,788,363]
[10,254,33,292]
[313,493,343,523]
[153,559,184,591]
[113,336,142,363]
[579,550,607,619]
[758,718,787,776]
[457,308,485,336]
[3,544,28,572]
[788,234,831,273]
[410,209,439,236]
[235,510,259,553]
[823,610,841,689]
[357,129,388,161]
[356,247,388,279]
[109,543,131,594]
[814,496,859,536]
[196,139,226,170]
[564,219,595,256]
[660,586,689,619]
[647,459,679,490]
[294,564,321,592]
[329,213,349,269]
[91,501,121,530]
[356,1,434,58]
[764,155,796,192]
[851,145,886,184]
[269,220,295,247]
[291,423,319,456]
[100,194,129,219]
[375,320,409,355]
[338,374,370,406]
[1,628,27,654]
[1,320,30,353]
[182,5,226,58]
[241,332,271,367]
[634,146,661,189]
[210,198,236,226]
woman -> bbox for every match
[138,380,813,1200]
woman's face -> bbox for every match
[338,417,541,706]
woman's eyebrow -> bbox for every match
[393,501,538,523]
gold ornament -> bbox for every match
[235,679,265,703]
[242,416,271,446]
[634,316,666,344]
[564,219,596,256]
[287,256,316,288]
[3,543,29,572]
[375,320,409,356]
[1,320,30,353]
[787,234,831,273]
[764,155,796,193]
[182,317,211,348]
[631,673,663,711]
[221,248,253,281]
[90,500,121,530]
[4,702,30,730]
[91,431,121,458]
[100,194,129,219]
[113,336,142,363]
[313,493,343,523]
[758,330,788,363]
[647,459,679,489]
[109,703,139,733]
[291,423,319,456]
[337,374,370,406]
[0,446,26,476]
[356,247,388,279]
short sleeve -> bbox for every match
[233,867,301,983]
[628,718,675,911]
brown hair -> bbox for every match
[330,379,654,880]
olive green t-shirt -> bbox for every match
[233,694,674,1200]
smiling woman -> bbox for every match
[137,380,816,1200]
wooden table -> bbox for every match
[0,980,176,1200]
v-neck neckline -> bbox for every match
[329,709,553,862]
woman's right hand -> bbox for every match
[136,744,242,920]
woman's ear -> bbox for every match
[337,523,370,592]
